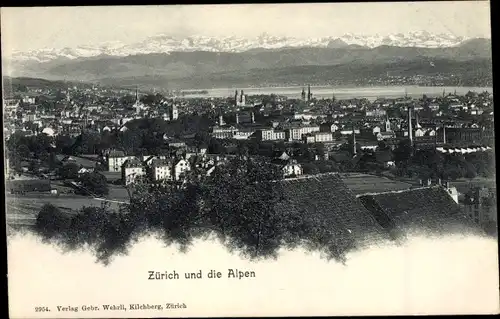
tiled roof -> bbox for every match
[358,186,479,236]
[275,173,387,250]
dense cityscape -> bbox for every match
[4,77,496,258]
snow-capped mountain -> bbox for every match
[7,31,470,63]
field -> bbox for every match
[6,194,126,226]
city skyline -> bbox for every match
[1,2,492,53]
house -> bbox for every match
[376,131,396,141]
[173,158,191,181]
[107,150,136,172]
[149,159,174,182]
[272,158,303,178]
[320,122,339,133]
[121,158,146,186]
[57,155,98,170]
[7,180,54,194]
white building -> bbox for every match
[285,125,320,141]
[173,159,191,181]
[258,128,286,141]
[121,159,146,186]
[149,159,174,182]
[282,160,303,177]
[107,151,136,172]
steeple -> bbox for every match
[307,85,311,101]
[301,87,306,101]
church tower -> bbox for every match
[301,87,306,101]
[240,90,245,106]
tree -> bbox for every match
[78,172,109,196]
[28,160,40,173]
[60,163,80,180]
[393,140,413,165]
[302,163,320,175]
[16,144,30,159]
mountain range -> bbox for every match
[7,31,471,63]
[3,32,492,90]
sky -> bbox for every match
[1,2,492,52]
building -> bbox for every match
[236,110,254,124]
[301,85,313,102]
[7,180,54,194]
[256,128,286,141]
[4,98,20,115]
[173,158,191,181]
[235,90,246,107]
[281,160,303,177]
[461,187,497,234]
[121,158,146,185]
[212,126,237,139]
[365,109,387,118]
[284,124,320,141]
[107,150,136,172]
[320,122,339,133]
[149,159,174,182]
[303,131,333,144]
[445,127,483,144]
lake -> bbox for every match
[181,86,493,101]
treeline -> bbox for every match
[34,158,353,265]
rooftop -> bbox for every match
[275,173,387,250]
[358,186,480,236]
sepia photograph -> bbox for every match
[2,1,498,318]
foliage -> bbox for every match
[35,204,72,239]
[77,172,109,196]
[59,162,80,180]
[33,157,360,264]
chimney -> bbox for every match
[236,113,239,124]
[407,106,413,144]
[445,181,450,189]
[419,179,423,186]
[443,125,446,144]
[352,125,357,156]
[426,178,432,186]
[438,178,442,186]
[251,112,255,123]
